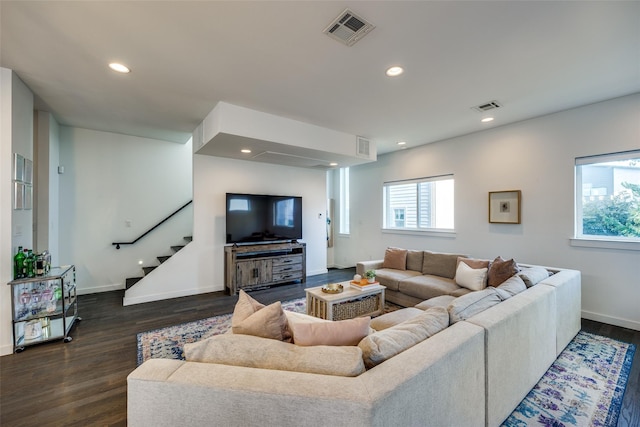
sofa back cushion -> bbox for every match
[422,251,468,278]
[496,275,527,297]
[448,287,504,324]
[184,334,366,377]
[358,306,449,369]
[406,250,424,272]
[382,247,408,270]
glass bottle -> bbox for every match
[21,249,29,278]
[26,249,35,278]
[14,246,25,279]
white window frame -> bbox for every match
[382,174,455,236]
[339,167,350,235]
[572,150,640,251]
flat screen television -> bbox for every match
[226,193,303,244]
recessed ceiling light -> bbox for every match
[109,62,130,73]
[240,149,252,154]
[329,162,338,167]
[397,141,407,146]
[481,117,495,123]
[386,66,404,77]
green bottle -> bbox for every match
[26,249,35,278]
[14,246,25,279]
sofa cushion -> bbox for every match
[487,256,519,287]
[422,251,468,279]
[370,307,423,331]
[449,287,473,297]
[359,307,449,368]
[496,275,527,297]
[375,268,422,292]
[184,334,366,377]
[415,295,456,310]
[398,274,460,300]
[448,287,504,324]
[518,266,550,288]
[382,247,408,270]
[290,317,371,346]
[455,261,488,291]
[406,250,424,272]
[231,290,292,342]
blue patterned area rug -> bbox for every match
[503,331,635,427]
[136,298,306,365]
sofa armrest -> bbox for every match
[356,260,383,276]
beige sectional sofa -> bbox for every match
[128,250,581,427]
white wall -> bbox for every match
[35,111,60,264]
[11,74,34,252]
[335,93,640,330]
[192,154,328,293]
[1,68,15,355]
[1,69,34,355]
[58,127,193,294]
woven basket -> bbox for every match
[332,294,380,321]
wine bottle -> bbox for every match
[21,248,29,278]
[14,246,25,279]
[26,249,35,278]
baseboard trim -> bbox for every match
[582,310,640,332]
[329,263,353,270]
[123,285,221,306]
[306,268,329,276]
[77,283,124,295]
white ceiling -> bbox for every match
[1,1,639,155]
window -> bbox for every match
[383,175,454,231]
[393,208,406,227]
[575,150,640,241]
[339,167,350,234]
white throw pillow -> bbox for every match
[455,261,488,291]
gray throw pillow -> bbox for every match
[518,266,550,288]
[359,306,449,369]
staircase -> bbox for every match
[125,236,192,289]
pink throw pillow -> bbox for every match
[291,317,371,346]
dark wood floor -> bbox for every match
[1,267,638,427]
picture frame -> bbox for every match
[14,182,24,210]
[13,153,24,182]
[24,185,33,210]
[24,158,33,184]
[488,190,521,224]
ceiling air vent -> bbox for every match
[356,136,371,158]
[323,9,375,46]
[472,100,502,112]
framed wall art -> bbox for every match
[14,182,24,210]
[24,158,33,184]
[13,153,24,182]
[488,190,521,224]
